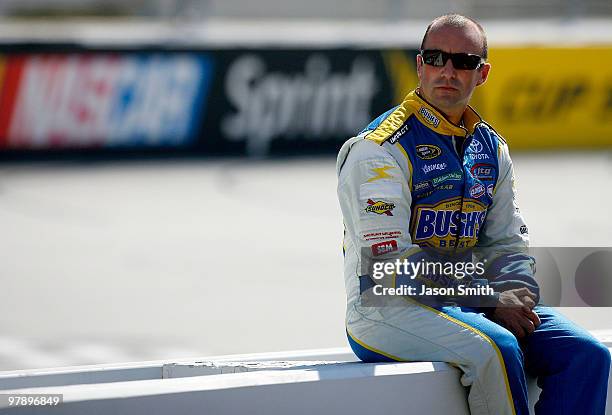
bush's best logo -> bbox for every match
[422,162,447,174]
[413,198,487,248]
[470,183,485,198]
[415,144,442,160]
[419,107,440,127]
[365,199,395,216]
[431,171,462,186]
[470,163,496,181]
[371,240,398,256]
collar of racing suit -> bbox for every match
[364,89,484,145]
[410,89,482,137]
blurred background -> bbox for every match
[0,1,611,371]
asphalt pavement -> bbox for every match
[1,151,611,371]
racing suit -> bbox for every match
[337,89,611,415]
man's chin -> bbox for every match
[430,95,462,111]
[433,89,461,101]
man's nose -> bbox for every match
[439,58,456,79]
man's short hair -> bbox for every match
[420,14,488,60]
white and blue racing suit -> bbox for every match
[337,89,611,415]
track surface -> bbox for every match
[1,151,611,371]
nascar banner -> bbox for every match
[0,53,214,149]
[0,46,610,155]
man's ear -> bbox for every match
[476,62,491,86]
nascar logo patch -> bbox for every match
[415,144,442,160]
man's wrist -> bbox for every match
[481,291,500,308]
[481,292,501,316]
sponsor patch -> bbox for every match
[419,107,440,128]
[468,139,483,153]
[365,199,395,216]
[413,197,487,248]
[363,230,402,241]
[415,184,456,200]
[371,240,398,256]
[415,144,442,160]
[468,153,490,160]
[414,189,435,200]
[389,123,410,144]
[520,225,528,235]
[367,165,395,183]
[486,184,494,198]
[470,163,496,181]
[413,180,432,192]
[360,182,403,199]
[422,162,447,174]
[431,171,462,186]
[466,139,490,160]
[470,183,485,198]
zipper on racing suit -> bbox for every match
[451,130,472,257]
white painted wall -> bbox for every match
[0,342,610,414]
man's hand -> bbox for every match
[491,288,540,339]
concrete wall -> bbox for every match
[0,341,610,415]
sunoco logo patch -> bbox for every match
[419,107,440,127]
[365,199,395,216]
[415,144,442,160]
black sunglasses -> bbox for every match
[420,49,484,70]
